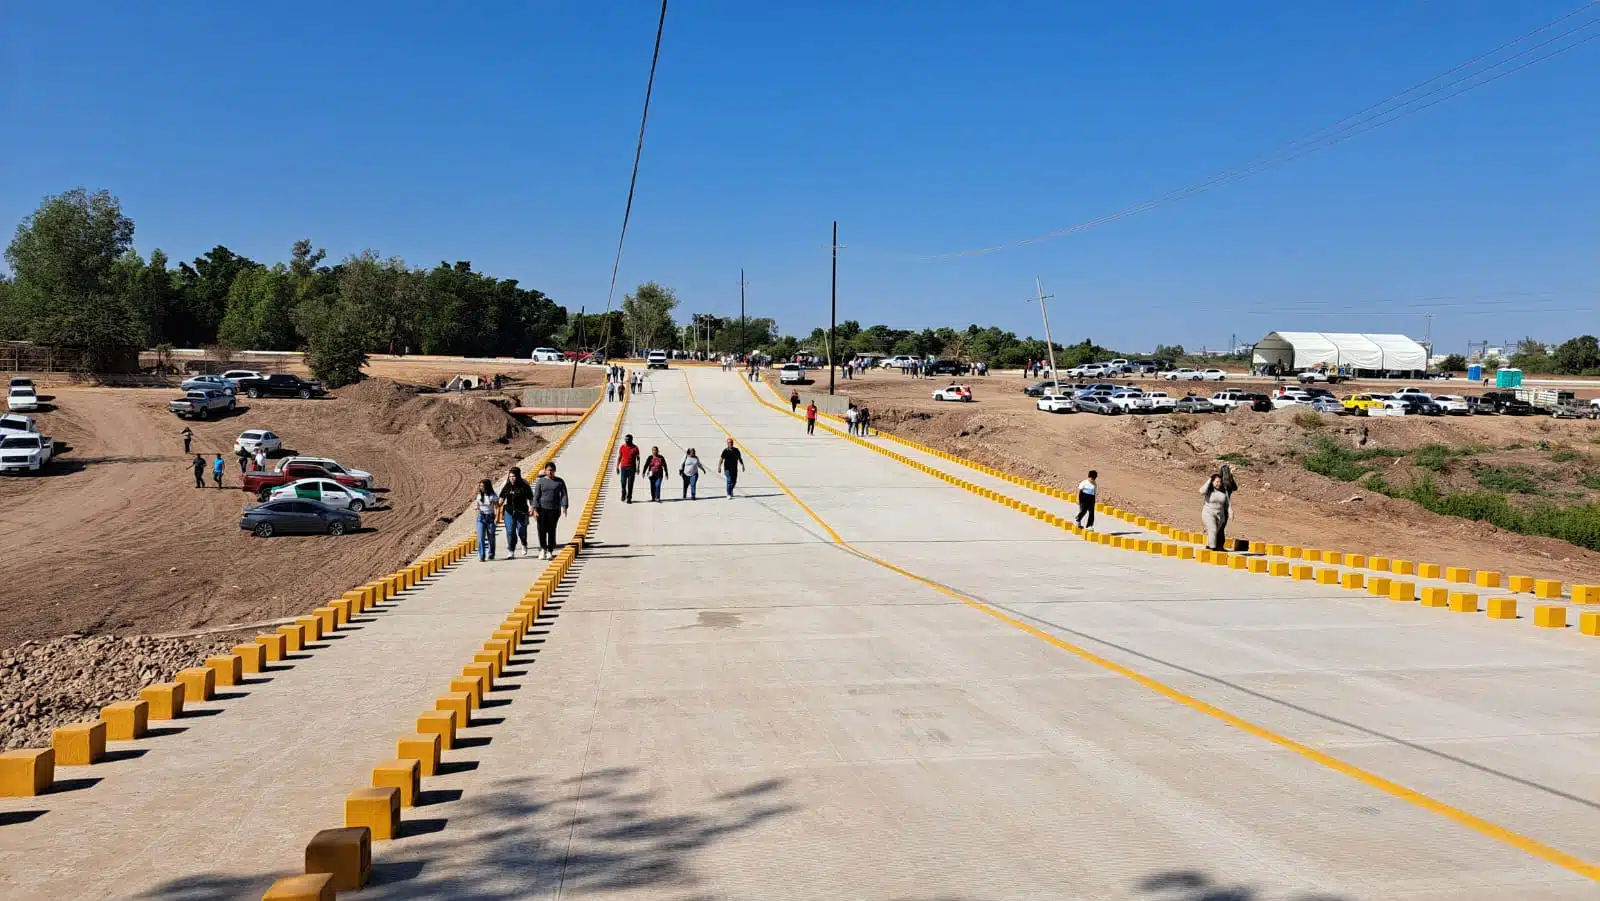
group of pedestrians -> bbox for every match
[1068,466,1237,552]
[606,367,643,402]
[616,434,743,502]
[844,403,872,436]
[192,453,226,488]
[473,463,570,561]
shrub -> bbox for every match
[1475,466,1543,494]
[1303,436,1372,482]
[1411,443,1463,472]
[1218,452,1251,467]
[1292,410,1324,429]
[1580,472,1600,490]
[1550,445,1584,463]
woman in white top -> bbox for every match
[1200,472,1234,551]
[680,448,707,500]
[474,479,500,561]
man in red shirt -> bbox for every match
[616,434,641,504]
[805,401,818,435]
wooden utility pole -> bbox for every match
[829,220,838,395]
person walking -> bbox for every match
[617,380,626,402]
[474,479,500,561]
[607,381,616,402]
[717,438,744,498]
[679,447,706,500]
[616,434,640,503]
[191,453,206,488]
[858,406,872,437]
[1074,470,1098,529]
[212,454,226,488]
[805,401,818,435]
[532,462,568,559]
[181,427,194,454]
[501,466,533,558]
[1201,467,1237,551]
[235,445,250,474]
[253,447,267,473]
[789,390,801,412]
[845,404,858,436]
[644,446,668,502]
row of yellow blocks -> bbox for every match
[263,464,605,897]
[0,540,475,798]
[259,389,624,897]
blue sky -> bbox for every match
[2,1,1595,354]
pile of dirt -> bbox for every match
[335,378,526,447]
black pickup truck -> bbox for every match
[235,373,326,399]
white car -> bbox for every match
[0,413,38,435]
[0,432,53,472]
[234,429,283,455]
[1199,369,1227,381]
[277,456,374,489]
[881,355,918,370]
[646,350,669,370]
[7,387,39,412]
[1035,393,1076,413]
[931,385,973,402]
[9,377,34,390]
[779,363,808,385]
[1432,395,1470,415]
[270,478,376,512]
[1272,392,1312,409]
[1162,368,1202,381]
[1107,389,1149,412]
[1208,390,1247,410]
[530,347,563,362]
[1391,387,1430,399]
[220,369,264,385]
[1141,391,1175,411]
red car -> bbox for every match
[241,462,367,502]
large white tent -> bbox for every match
[1252,332,1428,374]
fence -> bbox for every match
[1,343,129,373]
[520,387,604,409]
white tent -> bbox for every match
[1252,332,1427,373]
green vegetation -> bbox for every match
[1508,335,1600,376]
[1549,445,1584,463]
[1301,436,1401,481]
[1218,452,1251,467]
[1580,472,1600,490]
[1292,410,1324,429]
[1474,466,1542,494]
[1438,353,1467,372]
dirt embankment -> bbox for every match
[840,372,1600,585]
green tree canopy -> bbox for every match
[621,281,678,353]
[1551,335,1600,375]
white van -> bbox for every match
[779,363,808,384]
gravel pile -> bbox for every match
[0,632,243,751]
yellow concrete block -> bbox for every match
[313,607,338,634]
[1270,562,1291,577]
[1445,567,1471,584]
[345,787,400,841]
[205,655,243,687]
[463,662,495,695]
[1367,577,1392,596]
[1388,580,1415,603]
[0,748,54,796]
[372,758,421,808]
[1286,547,1304,560]
[101,700,148,740]
[1487,597,1517,620]
[1581,612,1600,636]
[1508,575,1534,593]
[1248,559,1269,574]
[1534,579,1563,599]
[1369,556,1390,572]
[1323,552,1343,566]
[1230,556,1249,570]
[1178,546,1195,560]
[262,873,336,901]
[1211,552,1231,566]
[1448,592,1478,613]
[1344,554,1366,569]
[1316,568,1339,584]
[176,666,215,703]
[1415,563,1441,579]
[277,624,305,653]
[140,682,185,720]
[1305,549,1323,562]
[1341,572,1364,590]
[1475,571,1502,589]
[417,711,456,751]
[1163,544,1179,557]
[473,651,502,679]
[295,615,323,642]
[1266,544,1284,556]
[1534,606,1566,629]
[1249,541,1266,554]
[1391,560,1415,576]
[51,721,106,765]
[1197,549,1212,563]
[1135,539,1150,552]
[437,692,474,727]
[1419,587,1449,608]
[1291,564,1314,581]
[305,827,371,892]
[397,732,441,777]
[492,627,520,646]
[1570,584,1598,604]
[232,643,266,674]
[256,632,288,662]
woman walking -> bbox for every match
[644,446,669,502]
[1200,469,1236,551]
[680,447,706,500]
[533,462,568,560]
[474,479,500,561]
[790,390,801,412]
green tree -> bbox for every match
[621,281,678,354]
[1551,336,1600,375]
[1153,343,1186,362]
[1438,353,1468,372]
[1508,337,1555,373]
[175,245,261,346]
[218,265,298,349]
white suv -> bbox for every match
[646,351,669,370]
[530,347,563,362]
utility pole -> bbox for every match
[1031,277,1058,381]
[568,305,585,388]
[739,268,748,361]
[829,220,838,395]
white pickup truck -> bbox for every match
[0,432,54,472]
[0,413,38,435]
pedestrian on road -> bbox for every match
[236,446,250,474]
[858,406,872,437]
[845,404,858,436]
[718,438,744,498]
[805,401,818,435]
[789,390,801,412]
[644,446,668,502]
[181,427,193,454]
[617,434,640,503]
[253,447,267,473]
[679,447,706,500]
[1074,470,1098,529]
[618,380,626,402]
[191,453,205,488]
[1201,468,1237,551]
[474,479,500,561]
[212,454,226,489]
[501,466,533,558]
[533,462,568,559]
[607,381,616,402]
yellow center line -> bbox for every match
[683,369,1600,883]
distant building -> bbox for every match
[1251,332,1428,376]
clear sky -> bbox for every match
[2,1,1595,355]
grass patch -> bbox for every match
[1580,472,1600,490]
[1474,465,1543,494]
[1303,436,1374,481]
[1371,474,1600,551]
[1550,445,1584,463]
[1411,442,1472,472]
[1218,452,1251,467]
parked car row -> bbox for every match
[226,429,377,537]
[169,372,325,417]
[2,380,54,472]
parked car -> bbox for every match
[221,369,264,384]
[181,375,237,394]
[1023,380,1071,397]
[1296,369,1346,383]
[1399,396,1444,416]
[240,499,360,537]
[646,350,669,370]
[1198,369,1228,381]
[778,363,809,385]
[0,414,38,435]
[1075,393,1121,415]
[1379,399,1411,415]
[1173,396,1217,414]
[1391,387,1431,399]
[7,386,40,412]
[0,432,54,472]
[1107,389,1150,412]
[530,347,564,362]
[236,373,325,399]
[276,456,374,489]
[1242,393,1274,412]
[1035,393,1077,413]
[234,430,284,455]
[1141,391,1175,412]
[169,389,237,420]
[931,384,973,402]
[1478,392,1532,415]
[1464,395,1497,415]
[1341,393,1386,414]
[1068,364,1112,378]
[1075,382,1123,397]
[269,478,377,512]
[242,461,365,501]
[1161,368,1200,381]
[881,355,918,370]
[928,359,970,376]
[1431,395,1470,415]
[1272,392,1311,409]
[9,377,33,390]
[1551,402,1594,420]
[1308,396,1345,414]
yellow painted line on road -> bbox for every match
[689,369,1600,883]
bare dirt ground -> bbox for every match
[0,363,600,750]
[821,370,1600,585]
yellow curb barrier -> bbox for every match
[1163,544,1179,557]
[1270,562,1290,577]
[437,692,474,727]
[1508,575,1534,593]
[1305,549,1323,562]
[372,758,420,808]
[176,666,215,702]
[101,700,148,740]
[397,733,441,777]
[345,787,400,841]
[1445,567,1471,584]
[1391,560,1415,576]
[1211,552,1231,566]
[1487,597,1517,620]
[1369,556,1390,572]
[417,711,456,751]
[1177,546,1195,560]
[262,873,335,901]
[1344,554,1367,569]
[1248,558,1269,574]
[1448,592,1478,613]
[304,827,370,892]
[51,721,106,765]
[1420,587,1449,608]
[277,623,306,654]
[256,632,288,662]
[295,615,323,643]
[233,643,266,674]
[1534,606,1566,629]
[330,598,352,625]
[1581,612,1600,636]
[1475,571,1502,589]
[1388,581,1416,603]
[1286,547,1304,560]
[0,748,54,796]
[449,676,483,709]
[1341,572,1364,590]
[205,654,243,687]
[1323,552,1343,565]
[1572,584,1599,604]
[1534,579,1563,599]
[313,607,337,634]
[473,651,503,679]
[140,682,185,719]
[1230,556,1249,570]
[1367,577,1392,596]
[1316,568,1339,584]
[463,662,495,696]
[1266,544,1284,556]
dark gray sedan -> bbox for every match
[240,499,360,537]
[1074,393,1123,415]
[1174,396,1217,414]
